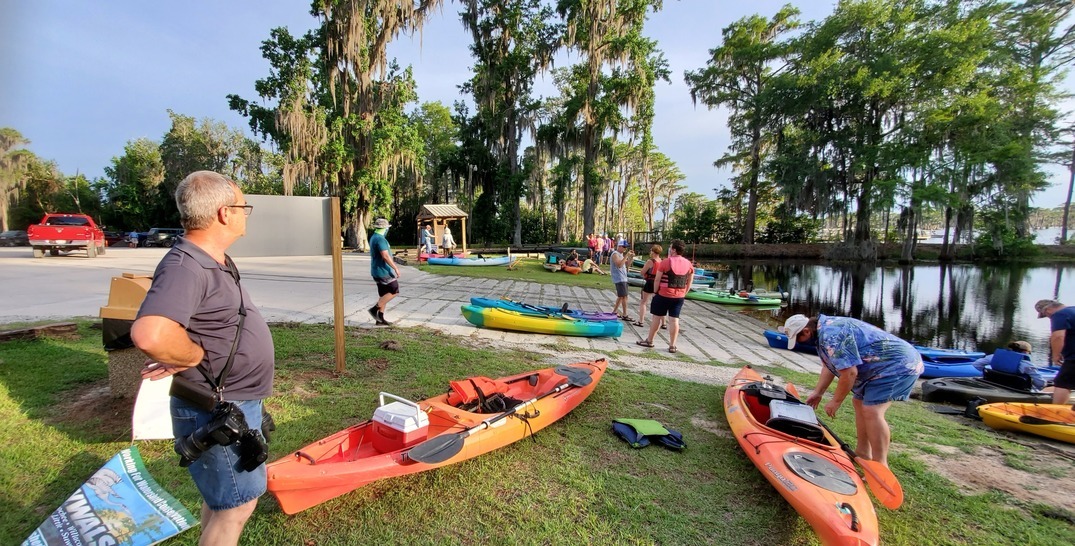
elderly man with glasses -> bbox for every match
[131,171,275,546]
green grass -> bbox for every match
[1,322,1073,545]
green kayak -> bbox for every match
[685,289,782,306]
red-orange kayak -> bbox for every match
[724,366,879,546]
[267,359,607,514]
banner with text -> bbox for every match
[22,446,197,546]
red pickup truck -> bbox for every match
[27,213,107,258]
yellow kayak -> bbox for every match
[460,304,623,337]
[977,403,1075,444]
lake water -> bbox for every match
[698,260,1074,366]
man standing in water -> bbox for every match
[780,314,923,467]
[369,217,400,325]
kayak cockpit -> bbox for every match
[740,381,833,447]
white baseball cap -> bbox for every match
[778,314,810,350]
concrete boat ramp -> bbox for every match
[0,247,821,383]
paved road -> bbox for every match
[0,245,820,375]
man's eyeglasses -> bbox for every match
[226,204,253,216]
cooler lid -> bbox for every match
[373,401,429,432]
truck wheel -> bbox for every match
[162,239,174,248]
[33,248,43,258]
[97,244,106,256]
[49,248,59,256]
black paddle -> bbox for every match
[407,371,593,464]
[1018,415,1075,426]
[505,298,577,321]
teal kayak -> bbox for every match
[460,305,623,337]
[469,297,619,321]
[427,256,511,266]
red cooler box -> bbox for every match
[371,393,430,453]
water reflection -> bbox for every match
[696,259,1073,366]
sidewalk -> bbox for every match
[0,246,821,382]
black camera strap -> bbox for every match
[192,254,246,399]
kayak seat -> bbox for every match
[982,369,1033,392]
[741,382,791,423]
[766,400,825,444]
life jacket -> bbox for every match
[446,376,517,413]
[664,257,690,289]
[643,258,660,280]
[611,419,686,450]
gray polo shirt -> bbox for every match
[137,238,274,400]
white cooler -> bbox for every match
[371,393,430,453]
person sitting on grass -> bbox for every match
[582,254,605,275]
[565,250,581,268]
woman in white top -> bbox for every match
[441,227,456,256]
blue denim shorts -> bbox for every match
[171,397,266,510]
[854,373,918,406]
[650,294,685,318]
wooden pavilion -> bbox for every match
[416,204,469,254]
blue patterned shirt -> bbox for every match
[816,314,923,388]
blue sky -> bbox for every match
[1,1,1072,208]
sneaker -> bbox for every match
[368,306,379,320]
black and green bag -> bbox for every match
[611,419,686,451]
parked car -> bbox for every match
[143,227,183,247]
[26,213,107,258]
[103,231,126,246]
[0,230,29,246]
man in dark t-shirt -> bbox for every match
[1036,299,1075,404]
[369,217,401,325]
[132,171,273,546]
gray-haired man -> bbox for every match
[1035,299,1075,404]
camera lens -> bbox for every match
[173,402,249,467]
[175,433,213,466]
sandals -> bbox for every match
[636,340,654,348]
[632,320,644,327]
[669,346,678,354]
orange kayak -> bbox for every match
[724,366,879,546]
[267,359,607,514]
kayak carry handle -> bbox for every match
[840,502,860,532]
[294,451,316,465]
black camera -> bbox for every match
[175,402,269,472]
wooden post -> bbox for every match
[331,197,346,373]
[461,216,468,255]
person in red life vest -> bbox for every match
[635,244,663,328]
[636,239,693,353]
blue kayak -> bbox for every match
[920,362,982,379]
[427,255,511,266]
[469,297,619,321]
[762,330,818,354]
[764,330,987,365]
[914,345,985,364]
